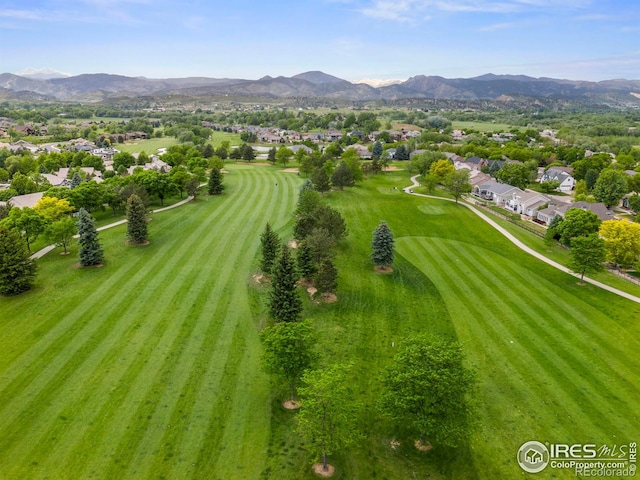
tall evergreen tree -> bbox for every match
[314,257,338,296]
[77,207,104,267]
[126,193,148,244]
[70,171,82,189]
[208,167,224,195]
[296,240,317,280]
[372,141,383,159]
[0,225,36,296]
[260,223,281,276]
[371,220,395,268]
[269,245,302,323]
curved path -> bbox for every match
[30,195,195,260]
[404,175,640,304]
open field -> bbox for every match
[452,120,524,133]
[1,167,638,479]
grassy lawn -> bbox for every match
[1,167,638,479]
[452,120,523,133]
[116,137,179,154]
[209,131,242,148]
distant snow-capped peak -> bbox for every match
[354,77,405,87]
[17,68,71,79]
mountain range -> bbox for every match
[1,70,639,104]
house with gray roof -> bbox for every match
[535,200,615,225]
[8,192,44,209]
[539,167,576,192]
[506,190,550,217]
[473,181,523,206]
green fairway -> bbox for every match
[1,167,638,479]
[116,137,179,154]
[0,165,301,479]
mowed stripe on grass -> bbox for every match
[397,236,640,479]
[0,165,300,479]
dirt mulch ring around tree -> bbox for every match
[312,463,336,477]
[414,440,433,452]
[126,240,150,246]
[74,263,104,269]
[252,273,270,285]
[283,400,301,410]
[374,266,393,274]
[320,293,337,303]
[282,168,299,173]
[307,287,317,299]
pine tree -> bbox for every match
[70,171,82,189]
[269,245,302,323]
[371,220,394,268]
[296,240,317,280]
[372,141,383,159]
[208,167,224,195]
[126,193,148,244]
[77,208,104,267]
[314,257,338,295]
[260,223,281,276]
[0,225,36,296]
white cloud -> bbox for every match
[359,0,592,21]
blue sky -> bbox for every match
[1,0,638,81]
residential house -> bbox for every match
[324,130,342,142]
[539,167,576,192]
[536,200,615,225]
[8,192,44,209]
[468,172,492,188]
[346,144,371,159]
[506,191,549,217]
[289,145,313,155]
[464,156,487,171]
[473,181,523,205]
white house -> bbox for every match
[506,190,549,217]
[540,167,576,192]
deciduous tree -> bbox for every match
[34,196,73,222]
[443,169,472,204]
[494,163,531,190]
[599,219,640,268]
[556,208,601,247]
[311,167,331,195]
[297,364,361,473]
[45,217,76,254]
[331,161,354,191]
[260,320,318,402]
[379,335,477,448]
[569,234,606,284]
[593,169,628,208]
[1,207,45,252]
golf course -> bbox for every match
[1,164,638,479]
